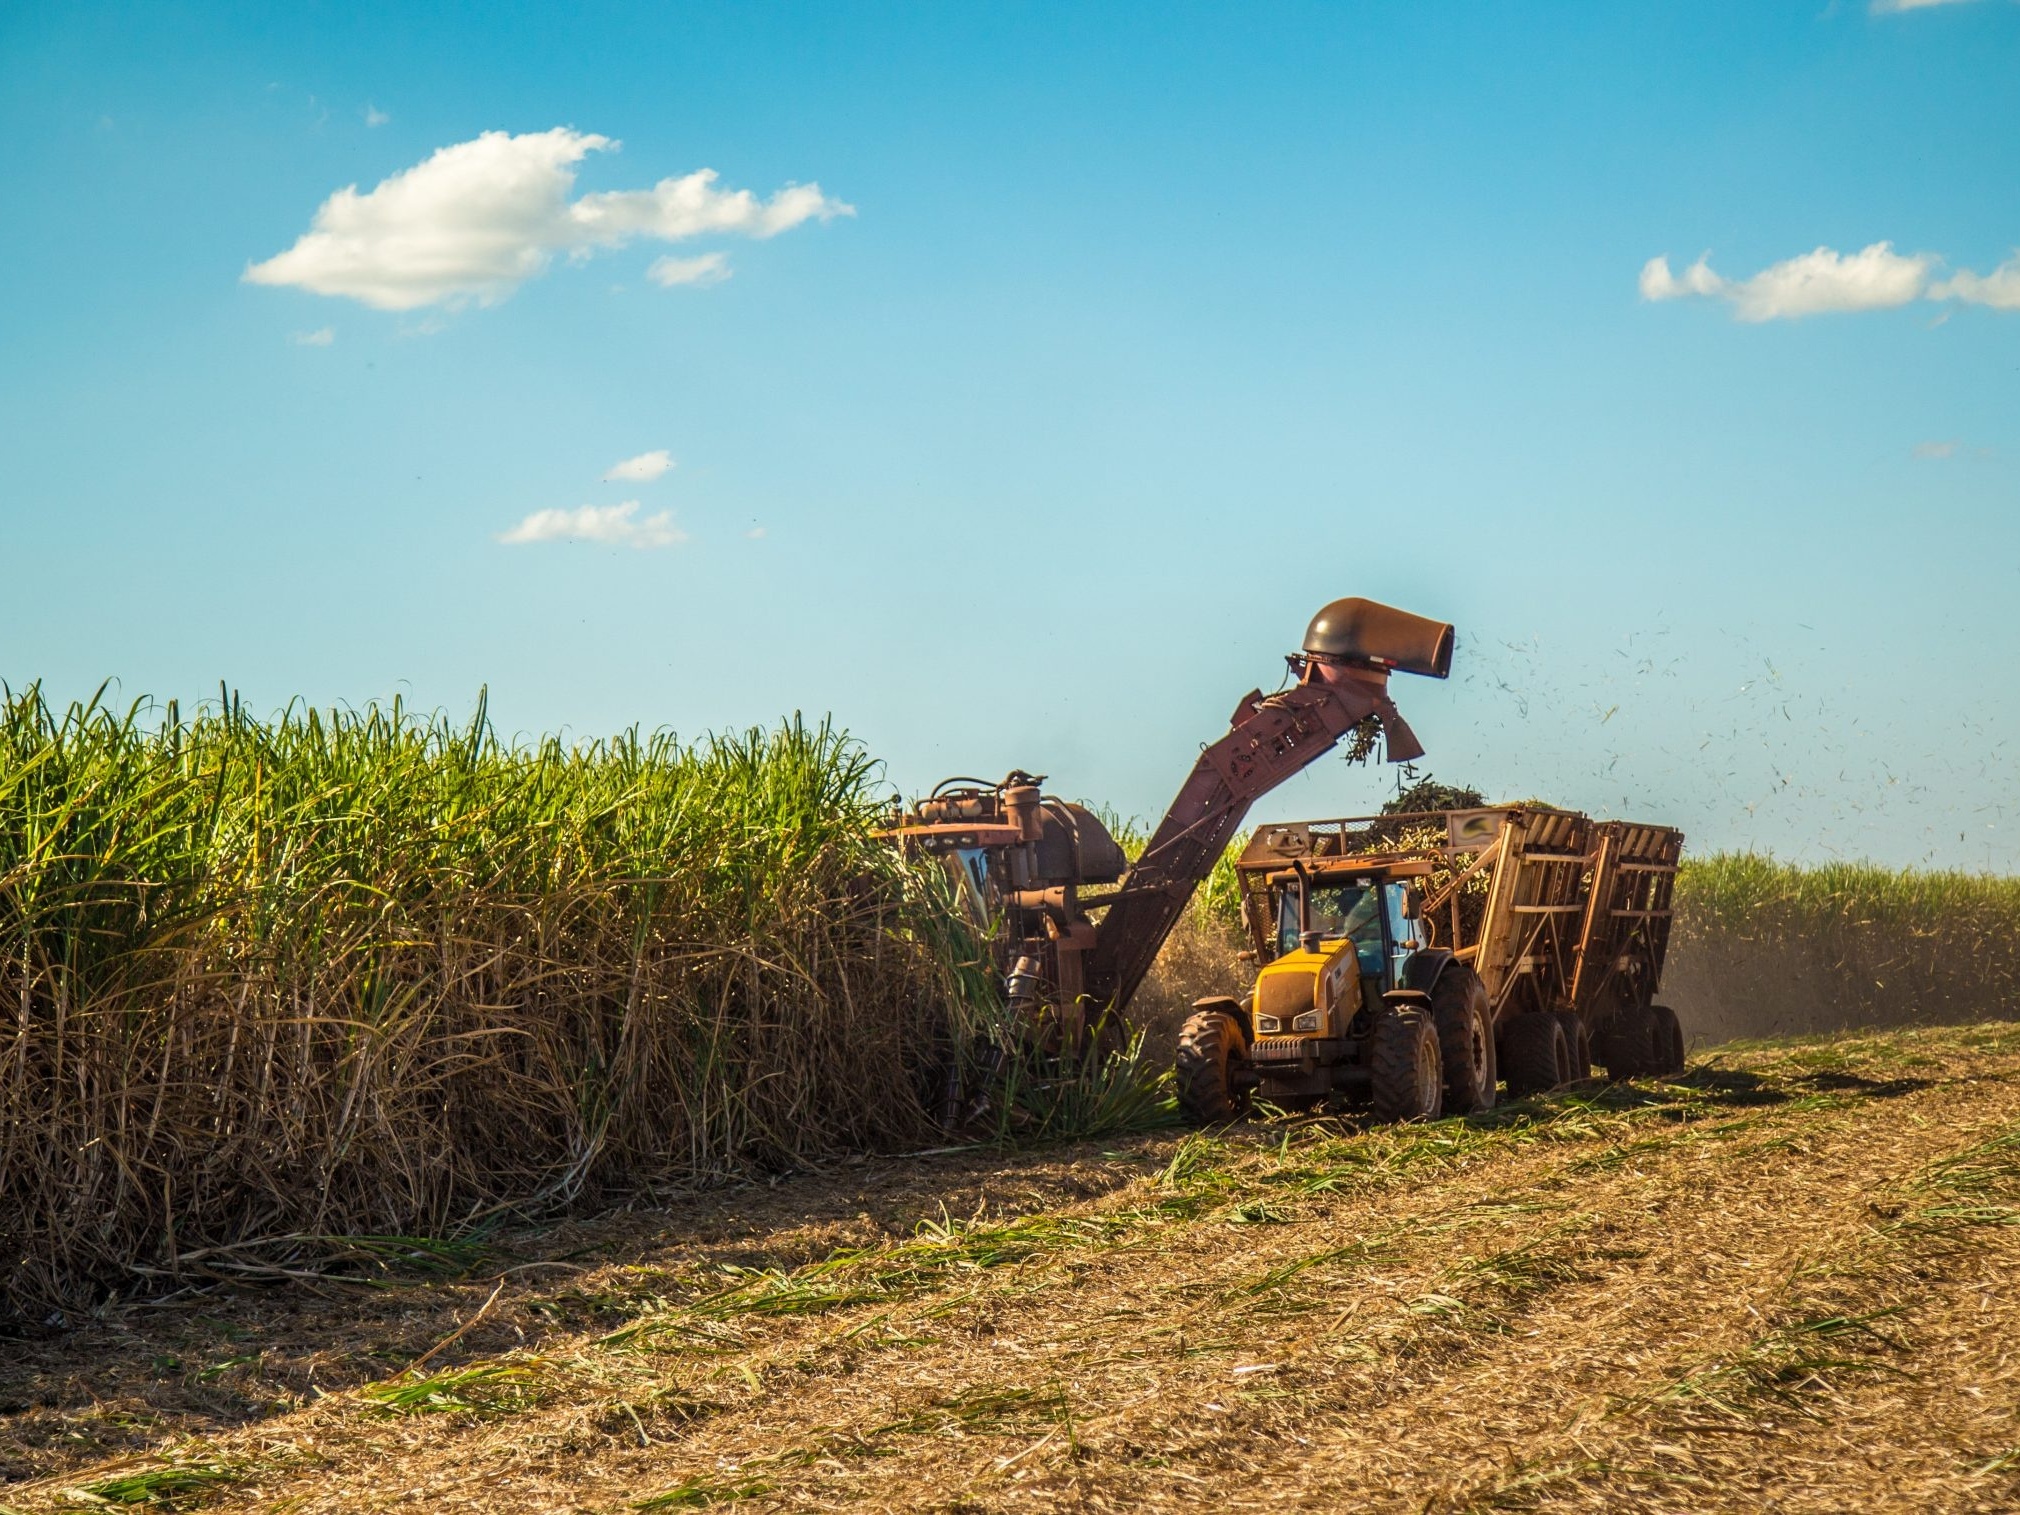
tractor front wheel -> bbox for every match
[1370,1006,1443,1123]
[1176,1010,1251,1125]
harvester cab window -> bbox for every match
[948,847,998,928]
[1279,882,1386,974]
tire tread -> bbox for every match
[1176,1011,1245,1124]
[1503,1013,1568,1097]
[1370,1007,1442,1123]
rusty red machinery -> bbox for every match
[886,598,1455,1069]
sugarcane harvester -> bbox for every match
[886,598,1455,1079]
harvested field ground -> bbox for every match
[8,1021,2020,1513]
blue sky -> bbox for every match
[3,1,2016,868]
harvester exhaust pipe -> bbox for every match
[1302,597,1455,680]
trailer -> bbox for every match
[1176,805,1685,1123]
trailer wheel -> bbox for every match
[1552,1011,1592,1081]
[1503,1013,1569,1097]
[1650,1004,1686,1076]
[1430,966,1497,1114]
[1598,1002,1658,1079]
[1370,1006,1443,1123]
[1176,1010,1251,1125]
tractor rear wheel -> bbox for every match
[1370,1006,1443,1123]
[1598,1002,1658,1079]
[1552,1011,1593,1081]
[1650,1004,1686,1076]
[1503,1013,1570,1097]
[1430,967,1497,1114]
[1176,1010,1250,1125]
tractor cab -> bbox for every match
[1272,874,1425,982]
[1248,860,1436,1045]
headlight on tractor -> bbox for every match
[1292,1010,1323,1033]
[1254,1015,1282,1034]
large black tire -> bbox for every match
[1650,1004,1686,1076]
[1597,1002,1659,1079]
[1503,1013,1569,1098]
[1370,1006,1443,1123]
[1429,967,1497,1115]
[1176,1011,1250,1124]
[1552,1011,1593,1082]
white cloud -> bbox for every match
[745,525,767,539]
[1639,242,1936,320]
[1932,253,2020,311]
[571,174,844,243]
[248,130,602,310]
[291,326,335,346]
[1728,243,1934,320]
[244,128,851,311]
[1872,0,1981,12]
[1638,254,1723,302]
[647,251,732,287]
[1912,440,1960,460]
[604,449,674,482]
[499,500,684,549]
[363,104,390,127]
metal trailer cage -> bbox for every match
[1572,819,1684,1022]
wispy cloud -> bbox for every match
[1871,0,1982,13]
[244,128,851,311]
[1931,252,2020,310]
[647,251,732,287]
[1640,243,1935,321]
[1640,239,2020,321]
[604,449,674,482]
[499,500,684,549]
[1637,254,1724,302]
[290,326,336,346]
[1912,440,1960,460]
[363,103,390,127]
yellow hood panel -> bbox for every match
[1255,942,1361,1026]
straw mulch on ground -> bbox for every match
[6,1020,2019,1513]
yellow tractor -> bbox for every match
[1179,852,1494,1122]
